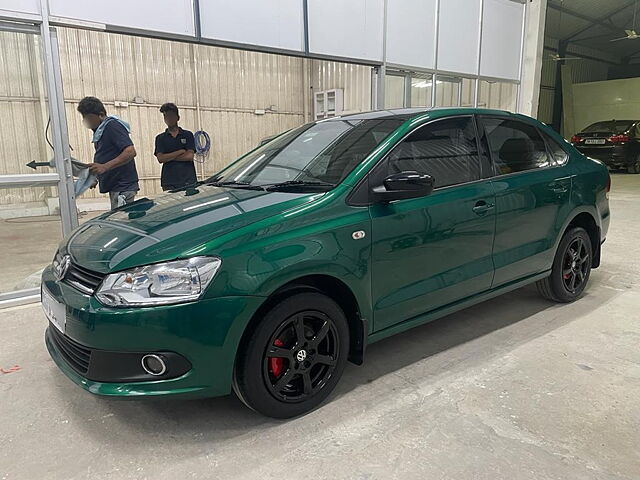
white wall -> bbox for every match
[573,78,640,132]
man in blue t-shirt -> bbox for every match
[154,103,197,191]
[77,96,139,210]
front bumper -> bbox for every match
[42,266,264,398]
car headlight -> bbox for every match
[95,256,221,307]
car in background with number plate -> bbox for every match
[571,119,640,173]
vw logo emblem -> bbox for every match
[296,350,307,362]
[54,255,71,281]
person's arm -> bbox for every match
[156,149,186,164]
[172,131,196,162]
[89,145,136,175]
[173,149,194,161]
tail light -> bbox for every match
[570,135,583,144]
[609,134,630,143]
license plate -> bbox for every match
[42,286,66,334]
[585,138,606,145]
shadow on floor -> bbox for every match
[53,274,620,449]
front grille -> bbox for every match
[64,262,105,295]
[49,325,92,375]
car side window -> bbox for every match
[480,117,551,175]
[385,117,482,189]
[541,132,569,166]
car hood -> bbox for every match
[62,185,322,273]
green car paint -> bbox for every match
[42,108,610,399]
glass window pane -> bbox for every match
[461,78,476,107]
[384,74,405,109]
[478,80,518,111]
[386,117,481,188]
[435,77,461,107]
[542,132,569,166]
[218,119,403,186]
[410,75,433,107]
[481,117,551,174]
[0,30,66,295]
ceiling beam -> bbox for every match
[571,32,621,44]
[552,0,638,42]
[543,45,620,65]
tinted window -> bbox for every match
[542,132,569,166]
[582,120,634,134]
[481,117,550,174]
[214,119,402,187]
[386,117,482,188]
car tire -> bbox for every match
[233,292,350,418]
[627,157,640,174]
[536,227,593,303]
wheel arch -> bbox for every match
[560,209,601,268]
[236,274,368,368]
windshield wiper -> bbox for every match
[264,180,336,192]
[207,180,265,191]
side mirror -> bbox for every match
[371,171,435,203]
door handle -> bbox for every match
[472,200,495,215]
[548,182,569,194]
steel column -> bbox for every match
[39,0,78,235]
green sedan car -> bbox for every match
[42,108,610,418]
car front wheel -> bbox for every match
[233,292,349,418]
[537,227,593,303]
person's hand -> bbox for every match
[88,163,108,175]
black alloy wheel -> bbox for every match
[233,292,349,418]
[561,236,590,294]
[263,311,340,403]
[537,226,593,303]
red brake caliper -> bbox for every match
[564,252,572,279]
[269,339,285,377]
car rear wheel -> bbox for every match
[537,227,593,303]
[628,156,640,174]
[233,292,349,418]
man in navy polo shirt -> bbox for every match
[154,103,197,191]
[77,96,139,210]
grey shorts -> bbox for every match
[108,190,136,210]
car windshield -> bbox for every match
[582,120,634,134]
[208,119,403,190]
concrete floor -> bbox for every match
[1,174,639,480]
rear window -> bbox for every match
[582,121,634,134]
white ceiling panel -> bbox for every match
[437,0,481,75]
[200,0,304,51]
[386,0,437,69]
[480,0,524,80]
[308,0,384,62]
[0,0,40,16]
[49,0,195,36]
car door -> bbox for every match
[369,116,497,332]
[477,115,572,287]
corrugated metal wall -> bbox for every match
[58,28,307,200]
[0,31,54,207]
[0,28,375,208]
[311,60,372,114]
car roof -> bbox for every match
[324,107,515,122]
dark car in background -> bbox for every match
[571,120,640,174]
